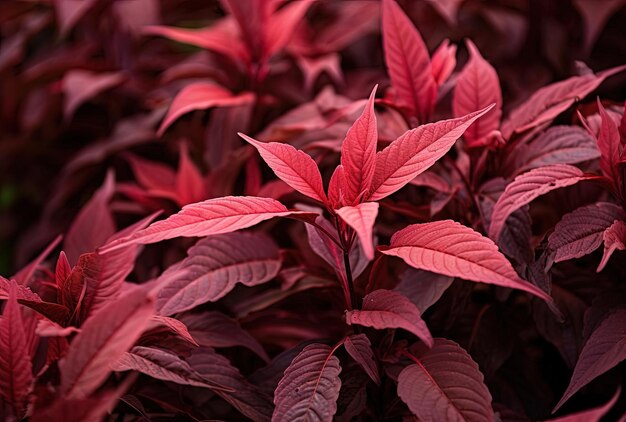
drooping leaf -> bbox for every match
[339,86,378,205]
[158,83,255,135]
[272,343,342,422]
[345,289,433,347]
[381,0,437,122]
[548,202,625,264]
[368,105,494,201]
[0,284,33,417]
[343,334,380,384]
[336,202,379,259]
[100,196,308,252]
[59,287,154,398]
[240,133,328,203]
[489,164,592,242]
[547,386,620,422]
[381,220,553,302]
[155,232,281,315]
[398,338,494,422]
[501,66,626,138]
[13,234,63,286]
[452,39,502,147]
[553,309,626,412]
[597,220,626,271]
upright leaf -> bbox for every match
[273,343,342,422]
[489,165,592,242]
[596,100,623,186]
[343,334,380,384]
[155,232,281,315]
[59,287,154,398]
[597,220,626,271]
[336,202,379,259]
[453,39,502,147]
[340,86,378,204]
[398,338,494,422]
[345,289,433,347]
[0,285,33,417]
[382,0,437,122]
[368,106,494,201]
[430,39,457,87]
[240,133,328,203]
[100,196,307,252]
[264,0,313,58]
[381,220,553,302]
[553,310,626,412]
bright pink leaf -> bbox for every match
[175,142,206,206]
[328,165,347,209]
[264,0,313,58]
[368,105,494,201]
[100,196,307,252]
[220,0,266,59]
[452,39,502,147]
[0,284,33,417]
[553,310,626,412]
[345,289,433,347]
[382,0,437,122]
[59,287,154,398]
[548,202,625,264]
[597,220,626,271]
[548,387,620,422]
[340,86,378,205]
[430,39,457,87]
[336,202,379,260]
[155,232,281,315]
[381,220,553,302]
[273,343,342,422]
[240,133,328,203]
[343,334,380,384]
[489,164,592,242]
[158,83,254,135]
[398,338,494,421]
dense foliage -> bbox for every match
[1,0,626,420]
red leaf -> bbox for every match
[501,65,626,138]
[273,343,342,422]
[596,100,623,186]
[144,315,198,347]
[343,334,380,384]
[382,0,437,122]
[155,232,281,315]
[597,220,626,271]
[264,0,313,58]
[340,86,378,205]
[240,133,328,203]
[489,164,592,242]
[573,0,626,52]
[0,284,33,416]
[548,202,625,264]
[368,105,494,201]
[381,220,553,302]
[220,0,266,59]
[430,39,457,87]
[336,202,379,260]
[100,196,306,252]
[158,83,254,135]
[398,338,494,421]
[393,268,454,313]
[175,142,205,206]
[13,234,63,286]
[328,165,347,209]
[59,287,154,398]
[345,289,433,347]
[452,40,502,147]
[63,70,125,120]
[553,310,626,412]
[547,386,620,422]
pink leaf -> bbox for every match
[124,153,175,192]
[382,0,437,122]
[155,232,281,315]
[175,142,206,206]
[264,0,313,58]
[158,83,254,135]
[340,86,378,205]
[328,165,347,209]
[336,202,379,260]
[345,289,433,347]
[368,105,494,201]
[100,196,306,252]
[219,0,266,59]
[596,100,623,186]
[501,65,626,138]
[430,39,457,87]
[398,338,494,421]
[548,202,625,264]
[273,343,342,422]
[59,287,154,398]
[63,70,125,120]
[343,334,380,384]
[381,220,553,302]
[553,310,626,412]
[0,284,33,417]
[452,40,502,147]
[548,387,620,422]
[597,220,626,271]
[239,133,328,203]
[489,164,592,242]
